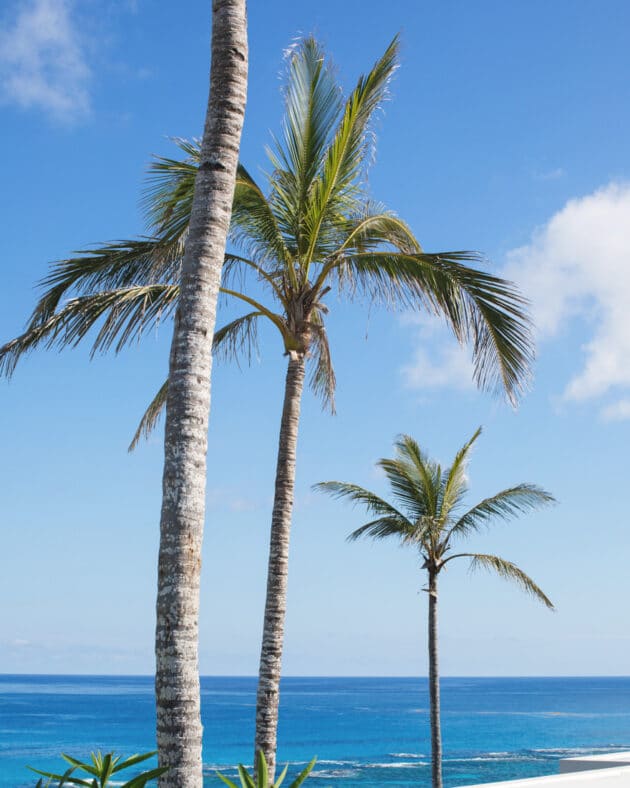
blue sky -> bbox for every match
[1,0,630,677]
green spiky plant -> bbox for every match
[30,750,167,787]
[314,428,555,788]
[1,36,534,778]
[217,751,316,788]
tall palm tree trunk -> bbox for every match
[155,3,247,786]
[254,351,307,779]
[428,571,443,788]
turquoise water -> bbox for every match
[2,676,630,786]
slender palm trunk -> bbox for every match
[254,351,307,779]
[428,570,443,788]
[155,3,247,786]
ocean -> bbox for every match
[2,676,630,787]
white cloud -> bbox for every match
[401,314,475,393]
[0,0,90,122]
[505,182,630,417]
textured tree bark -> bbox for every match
[155,2,247,786]
[254,352,307,780]
[428,571,443,788]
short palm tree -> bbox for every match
[315,428,555,788]
[0,38,534,778]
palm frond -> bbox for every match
[307,310,336,411]
[338,208,421,256]
[313,481,409,522]
[269,36,343,257]
[331,250,533,402]
[128,380,168,452]
[141,137,199,240]
[231,164,292,269]
[32,237,183,326]
[460,553,554,609]
[303,36,399,267]
[438,427,482,519]
[212,310,262,365]
[392,434,442,518]
[0,284,179,376]
[445,484,556,542]
[347,515,417,543]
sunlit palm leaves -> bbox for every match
[1,35,534,436]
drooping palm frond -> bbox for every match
[337,208,421,256]
[33,237,184,325]
[0,284,179,376]
[128,380,168,452]
[329,250,532,403]
[212,310,263,365]
[307,310,336,411]
[444,484,556,543]
[455,553,554,609]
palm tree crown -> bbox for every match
[316,427,555,603]
[1,36,533,432]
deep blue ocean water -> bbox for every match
[2,676,630,787]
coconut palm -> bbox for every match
[0,37,533,778]
[314,428,555,788]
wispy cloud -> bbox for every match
[401,313,475,393]
[0,0,91,122]
[533,167,565,182]
[505,181,630,419]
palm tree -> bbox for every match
[315,428,555,788]
[153,1,247,785]
[0,38,534,778]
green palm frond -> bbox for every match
[444,484,556,543]
[212,310,263,365]
[457,553,554,609]
[128,380,168,452]
[392,434,442,518]
[32,238,183,326]
[231,164,292,269]
[268,36,343,257]
[0,284,179,376]
[303,36,399,268]
[438,427,481,519]
[142,137,198,238]
[329,250,532,403]
[347,515,417,543]
[312,481,409,522]
[338,209,421,255]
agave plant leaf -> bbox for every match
[287,757,317,787]
[120,766,170,788]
